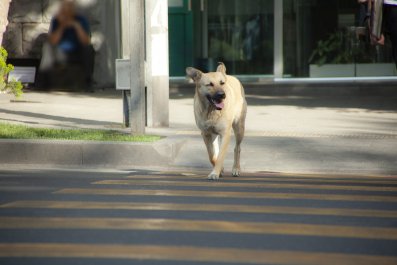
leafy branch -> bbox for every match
[0,47,23,98]
[309,31,353,66]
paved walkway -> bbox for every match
[0,90,124,130]
[0,88,397,174]
[0,168,396,265]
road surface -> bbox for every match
[0,168,396,265]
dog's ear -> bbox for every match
[217,62,226,75]
[186,67,203,82]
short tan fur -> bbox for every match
[186,63,247,180]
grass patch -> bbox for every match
[0,123,161,142]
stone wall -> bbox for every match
[0,0,11,45]
[1,0,121,88]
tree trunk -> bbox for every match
[0,0,11,45]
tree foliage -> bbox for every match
[0,47,23,98]
[309,31,352,66]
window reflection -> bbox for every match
[205,0,274,75]
[284,0,395,78]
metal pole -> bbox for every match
[202,0,208,58]
[122,90,130,127]
[145,0,170,128]
[274,0,284,79]
[129,0,146,134]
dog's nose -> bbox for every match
[215,91,226,99]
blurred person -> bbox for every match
[357,0,370,26]
[382,0,397,68]
[39,0,94,90]
[243,15,261,60]
[362,0,397,68]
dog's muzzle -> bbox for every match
[207,91,226,110]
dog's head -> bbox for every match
[186,63,227,111]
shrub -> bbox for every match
[0,47,23,97]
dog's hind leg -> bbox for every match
[232,104,247,177]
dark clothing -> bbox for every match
[384,4,397,68]
[357,2,369,27]
[69,44,95,86]
[39,14,94,90]
[38,42,95,90]
[49,15,90,53]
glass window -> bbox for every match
[283,0,395,78]
[205,0,274,75]
[169,0,184,7]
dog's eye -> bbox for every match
[206,82,214,87]
[220,81,225,85]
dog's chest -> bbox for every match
[194,95,229,133]
[195,112,226,134]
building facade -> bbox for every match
[2,0,396,86]
[169,0,397,80]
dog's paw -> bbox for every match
[207,171,220,180]
[232,168,240,177]
[219,168,224,178]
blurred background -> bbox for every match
[0,0,395,91]
[1,0,120,89]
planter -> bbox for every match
[356,63,396,77]
[310,63,396,78]
[310,64,355,78]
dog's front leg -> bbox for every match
[202,132,219,166]
[208,128,231,180]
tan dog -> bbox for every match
[186,63,247,180]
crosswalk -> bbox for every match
[54,187,397,202]
[0,170,396,265]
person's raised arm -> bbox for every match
[48,19,65,45]
[72,21,90,46]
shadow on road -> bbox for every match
[170,84,397,112]
[0,108,119,128]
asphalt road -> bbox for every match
[0,168,396,265]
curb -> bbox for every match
[0,137,186,167]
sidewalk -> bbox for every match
[168,86,397,175]
[0,87,397,175]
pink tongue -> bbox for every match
[215,102,224,109]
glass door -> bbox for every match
[168,0,194,76]
[186,0,274,75]
[205,0,274,75]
